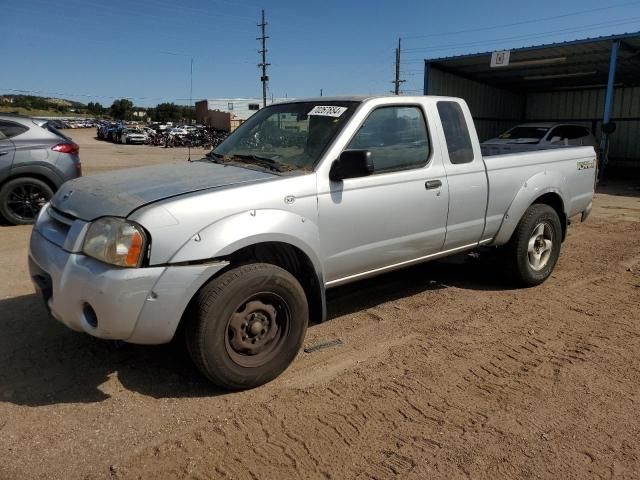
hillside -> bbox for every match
[0,94,92,116]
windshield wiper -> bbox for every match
[208,152,295,173]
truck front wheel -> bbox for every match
[186,263,308,389]
[505,204,562,287]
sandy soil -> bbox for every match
[0,129,639,479]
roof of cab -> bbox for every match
[274,95,467,104]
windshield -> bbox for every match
[212,101,359,171]
[499,126,550,142]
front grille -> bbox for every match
[48,206,76,227]
[36,206,77,248]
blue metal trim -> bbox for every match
[603,40,620,125]
[424,31,640,63]
[423,61,431,95]
[599,39,621,179]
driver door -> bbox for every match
[317,104,449,286]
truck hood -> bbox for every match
[51,161,275,221]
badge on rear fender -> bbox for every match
[577,159,595,170]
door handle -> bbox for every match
[425,179,442,190]
[0,152,8,157]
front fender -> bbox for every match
[491,170,567,246]
[169,208,324,277]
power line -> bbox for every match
[402,0,640,40]
[0,87,195,104]
[400,18,640,58]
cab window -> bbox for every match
[347,105,430,173]
[437,101,474,164]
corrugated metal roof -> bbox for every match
[425,32,640,91]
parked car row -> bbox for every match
[45,119,98,129]
[96,121,229,148]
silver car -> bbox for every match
[0,115,81,224]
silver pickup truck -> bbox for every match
[28,96,596,389]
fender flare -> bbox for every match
[169,208,327,320]
[491,170,568,246]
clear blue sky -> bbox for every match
[3,0,640,107]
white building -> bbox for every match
[195,97,292,131]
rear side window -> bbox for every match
[0,121,29,139]
[44,122,71,141]
[347,105,430,173]
[568,126,590,139]
[437,101,474,164]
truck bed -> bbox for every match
[481,146,597,243]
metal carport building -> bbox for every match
[423,32,640,175]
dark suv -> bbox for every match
[0,115,81,225]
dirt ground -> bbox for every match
[1,129,639,479]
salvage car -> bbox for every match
[120,128,148,145]
[0,114,81,225]
[28,96,596,389]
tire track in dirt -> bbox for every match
[113,215,640,480]
[2,186,639,480]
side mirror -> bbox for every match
[329,150,374,181]
[549,136,562,143]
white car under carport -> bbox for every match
[482,123,596,155]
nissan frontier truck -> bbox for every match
[28,96,596,389]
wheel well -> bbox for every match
[533,192,567,241]
[221,242,324,325]
[0,173,58,194]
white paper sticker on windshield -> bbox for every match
[308,105,348,117]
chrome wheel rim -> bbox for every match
[527,222,553,271]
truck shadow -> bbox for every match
[0,255,507,407]
[327,252,509,319]
[0,294,222,406]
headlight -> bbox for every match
[83,217,147,267]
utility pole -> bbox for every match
[188,56,193,162]
[257,9,270,108]
[392,37,405,95]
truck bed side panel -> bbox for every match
[483,146,596,245]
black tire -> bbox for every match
[0,177,54,225]
[185,263,308,389]
[505,204,562,287]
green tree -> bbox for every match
[87,102,105,115]
[146,103,195,123]
[110,98,134,120]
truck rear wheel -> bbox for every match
[505,204,562,287]
[185,263,308,389]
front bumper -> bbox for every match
[28,228,228,344]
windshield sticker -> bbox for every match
[308,106,348,117]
